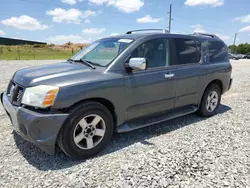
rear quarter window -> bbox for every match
[208,40,228,63]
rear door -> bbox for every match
[171,38,207,108]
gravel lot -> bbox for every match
[0,60,249,188]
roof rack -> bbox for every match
[126,29,169,34]
[192,32,219,39]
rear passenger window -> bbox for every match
[208,41,228,63]
[173,38,201,65]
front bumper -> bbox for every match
[1,92,69,154]
[228,78,233,90]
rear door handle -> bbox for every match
[164,73,175,79]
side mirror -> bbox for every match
[128,58,146,71]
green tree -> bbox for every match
[228,45,237,53]
[228,43,250,55]
[66,41,73,46]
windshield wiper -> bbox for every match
[67,58,74,63]
[67,59,96,69]
[83,60,106,67]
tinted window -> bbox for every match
[130,39,170,68]
[174,38,200,65]
[208,41,228,63]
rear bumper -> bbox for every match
[1,92,69,154]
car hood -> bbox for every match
[12,62,104,87]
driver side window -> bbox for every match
[131,38,170,68]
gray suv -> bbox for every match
[1,29,232,159]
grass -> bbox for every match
[0,45,82,60]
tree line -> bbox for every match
[228,43,250,55]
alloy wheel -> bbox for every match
[206,91,219,112]
[73,114,106,150]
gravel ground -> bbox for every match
[0,60,249,188]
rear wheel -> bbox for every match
[57,101,114,159]
[198,84,221,117]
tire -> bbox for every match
[57,101,114,159]
[198,84,221,117]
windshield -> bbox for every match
[71,38,134,67]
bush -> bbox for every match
[66,41,73,46]
[7,47,12,52]
[48,43,55,47]
[33,44,46,48]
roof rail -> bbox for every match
[193,32,219,39]
[126,29,169,34]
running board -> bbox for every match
[117,106,198,133]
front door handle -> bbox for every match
[164,73,174,79]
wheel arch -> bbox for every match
[66,97,117,125]
[205,79,223,93]
[198,79,223,107]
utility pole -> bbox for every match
[168,4,172,33]
[233,33,237,46]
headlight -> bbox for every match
[22,85,59,108]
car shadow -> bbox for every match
[13,104,231,171]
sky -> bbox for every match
[0,0,250,45]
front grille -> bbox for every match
[7,81,24,106]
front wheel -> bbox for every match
[57,101,114,159]
[198,84,221,117]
